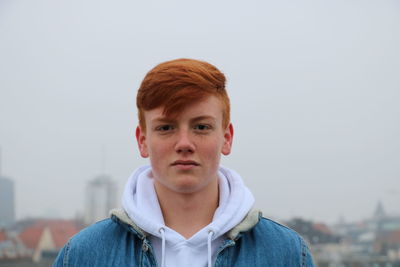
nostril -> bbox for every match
[177,148,193,153]
[175,141,195,153]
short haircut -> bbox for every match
[136,58,230,131]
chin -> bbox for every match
[174,176,217,194]
[173,178,202,193]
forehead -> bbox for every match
[144,96,223,123]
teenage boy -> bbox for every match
[54,58,315,267]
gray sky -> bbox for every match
[1,0,399,224]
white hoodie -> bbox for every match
[122,165,254,267]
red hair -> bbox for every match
[137,58,230,130]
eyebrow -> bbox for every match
[150,118,175,125]
[151,115,216,124]
[190,116,216,123]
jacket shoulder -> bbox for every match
[236,217,315,266]
[53,218,140,266]
[257,217,303,243]
[64,218,127,249]
[250,217,307,252]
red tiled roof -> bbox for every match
[18,220,81,249]
[0,230,7,242]
[48,221,80,248]
[19,227,44,249]
[381,230,400,244]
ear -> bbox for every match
[221,123,234,156]
[136,126,149,158]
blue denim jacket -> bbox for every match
[53,209,314,267]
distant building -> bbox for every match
[0,176,15,227]
[0,219,81,263]
[322,201,400,263]
[0,228,29,260]
[18,220,80,262]
[0,219,81,265]
[285,218,340,245]
[373,200,386,221]
[84,175,117,225]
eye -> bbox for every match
[194,124,211,131]
[156,125,174,132]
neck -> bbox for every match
[154,178,219,239]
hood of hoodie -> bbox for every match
[121,165,255,266]
[122,165,255,243]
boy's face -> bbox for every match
[136,95,233,194]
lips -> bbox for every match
[171,160,200,166]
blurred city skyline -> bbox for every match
[0,168,396,220]
[0,0,399,224]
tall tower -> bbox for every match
[0,148,16,227]
[0,177,15,227]
[373,200,386,221]
[84,175,117,225]
[371,200,387,232]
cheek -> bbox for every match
[148,139,170,164]
[203,140,223,164]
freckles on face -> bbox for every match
[139,96,232,193]
[147,137,171,171]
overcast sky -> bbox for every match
[0,0,399,224]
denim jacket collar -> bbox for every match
[109,208,261,241]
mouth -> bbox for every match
[171,160,200,170]
[171,160,200,166]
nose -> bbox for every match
[174,129,195,154]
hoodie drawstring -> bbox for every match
[158,227,214,267]
[159,227,166,267]
[207,230,214,267]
